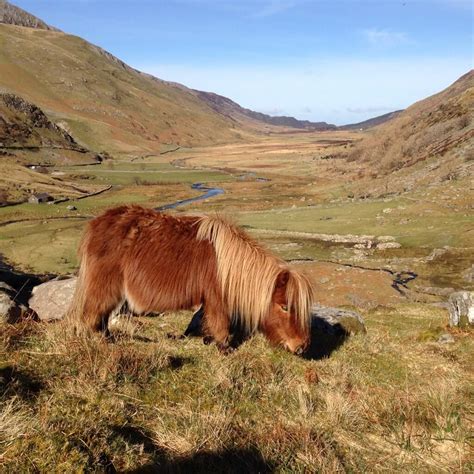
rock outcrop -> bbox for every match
[0,281,30,323]
[448,291,474,327]
[28,277,76,321]
[0,93,79,148]
[0,0,59,30]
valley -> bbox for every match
[0,1,472,471]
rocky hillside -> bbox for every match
[0,93,80,149]
[0,0,57,30]
[347,70,473,182]
[0,92,105,204]
[193,90,337,131]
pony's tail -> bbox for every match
[65,234,89,333]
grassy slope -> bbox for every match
[0,305,472,472]
[0,24,246,153]
[344,71,473,196]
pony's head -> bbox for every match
[196,215,314,354]
[260,270,313,355]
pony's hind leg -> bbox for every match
[81,298,120,337]
[80,274,123,336]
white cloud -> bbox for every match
[134,57,472,125]
[251,0,298,18]
[361,28,412,46]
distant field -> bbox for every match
[59,162,234,186]
[1,133,472,292]
[237,193,474,249]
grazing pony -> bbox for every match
[68,205,314,354]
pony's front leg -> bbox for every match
[202,304,232,354]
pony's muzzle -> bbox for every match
[294,345,305,356]
[284,341,307,355]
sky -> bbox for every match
[13,0,473,125]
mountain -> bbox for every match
[0,1,339,153]
[0,7,246,153]
[0,0,58,30]
[346,70,473,183]
[192,90,337,131]
[340,110,403,131]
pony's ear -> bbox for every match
[275,270,290,288]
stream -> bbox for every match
[155,182,224,211]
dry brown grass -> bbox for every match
[342,71,474,197]
[1,303,472,473]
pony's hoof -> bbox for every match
[203,335,214,345]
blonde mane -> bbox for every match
[196,215,313,332]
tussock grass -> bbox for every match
[0,305,472,472]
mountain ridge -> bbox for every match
[192,90,338,131]
[0,0,59,31]
[340,110,404,131]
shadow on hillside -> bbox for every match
[303,317,349,360]
[0,255,53,306]
[0,365,44,399]
[113,424,274,474]
[177,307,350,360]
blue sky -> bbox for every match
[13,0,473,124]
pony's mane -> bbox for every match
[196,215,313,332]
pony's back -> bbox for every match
[68,206,220,332]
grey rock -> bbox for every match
[448,291,474,327]
[437,333,455,344]
[29,277,77,321]
[66,205,77,211]
[0,282,29,323]
[377,242,401,250]
[311,304,366,335]
[426,248,447,262]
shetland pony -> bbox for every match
[68,205,314,354]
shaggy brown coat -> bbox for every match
[68,205,313,352]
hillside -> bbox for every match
[0,93,80,149]
[193,90,337,131]
[346,70,473,192]
[0,22,249,153]
[0,93,106,204]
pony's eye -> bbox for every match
[281,305,288,312]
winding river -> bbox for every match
[155,182,225,211]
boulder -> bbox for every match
[448,291,474,327]
[310,304,366,335]
[0,281,29,323]
[29,277,77,321]
[304,305,365,359]
[437,333,455,344]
